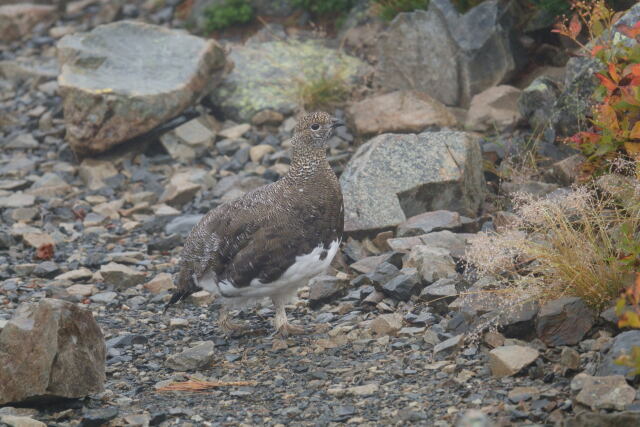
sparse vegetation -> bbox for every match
[296,72,350,112]
[465,183,640,311]
[204,0,253,32]
[553,0,640,178]
[289,0,355,16]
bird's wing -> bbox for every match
[166,189,271,307]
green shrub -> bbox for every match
[372,0,429,21]
[289,0,354,16]
[204,0,253,32]
[297,72,350,112]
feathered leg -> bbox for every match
[218,305,247,335]
[272,295,308,337]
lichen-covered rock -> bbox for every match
[340,131,485,232]
[376,0,521,107]
[57,20,228,155]
[210,40,369,122]
[0,299,106,405]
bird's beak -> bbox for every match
[331,118,345,129]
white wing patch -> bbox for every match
[215,239,341,301]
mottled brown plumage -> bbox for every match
[165,112,344,336]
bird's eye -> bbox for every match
[310,123,320,131]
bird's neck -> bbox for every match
[286,143,331,182]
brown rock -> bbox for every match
[536,297,595,346]
[0,299,106,405]
[572,373,635,411]
[489,345,539,377]
[466,85,522,131]
[552,154,586,186]
[144,273,175,294]
[348,90,457,136]
[251,110,284,126]
[370,313,403,336]
[0,4,57,42]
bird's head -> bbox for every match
[293,112,344,148]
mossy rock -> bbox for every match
[210,40,370,122]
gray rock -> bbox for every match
[397,210,463,237]
[99,262,146,290]
[166,341,215,371]
[0,56,58,83]
[381,268,422,301]
[340,131,485,232]
[498,301,538,340]
[550,56,599,137]
[211,40,368,122]
[308,275,348,308]
[0,299,106,405]
[518,76,560,131]
[572,373,636,411]
[57,21,228,155]
[376,0,520,107]
[405,245,457,284]
[596,330,640,379]
[433,334,464,355]
[90,291,118,304]
[501,180,559,197]
[421,277,459,314]
[366,262,400,287]
[536,297,595,346]
[165,215,203,236]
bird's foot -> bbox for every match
[218,312,248,337]
[274,322,313,338]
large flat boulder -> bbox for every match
[375,0,521,107]
[0,299,106,405]
[340,131,485,233]
[57,20,228,155]
[210,40,369,122]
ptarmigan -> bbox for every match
[165,112,344,337]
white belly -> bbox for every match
[199,239,341,303]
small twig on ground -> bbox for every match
[156,378,257,392]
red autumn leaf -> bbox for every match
[596,73,618,92]
[36,243,54,260]
[569,14,582,39]
[617,22,640,39]
[628,63,640,78]
[569,131,600,145]
[591,45,605,57]
[609,63,621,83]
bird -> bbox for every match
[165,111,344,337]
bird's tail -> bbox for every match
[163,269,200,313]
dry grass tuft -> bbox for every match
[465,179,640,312]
